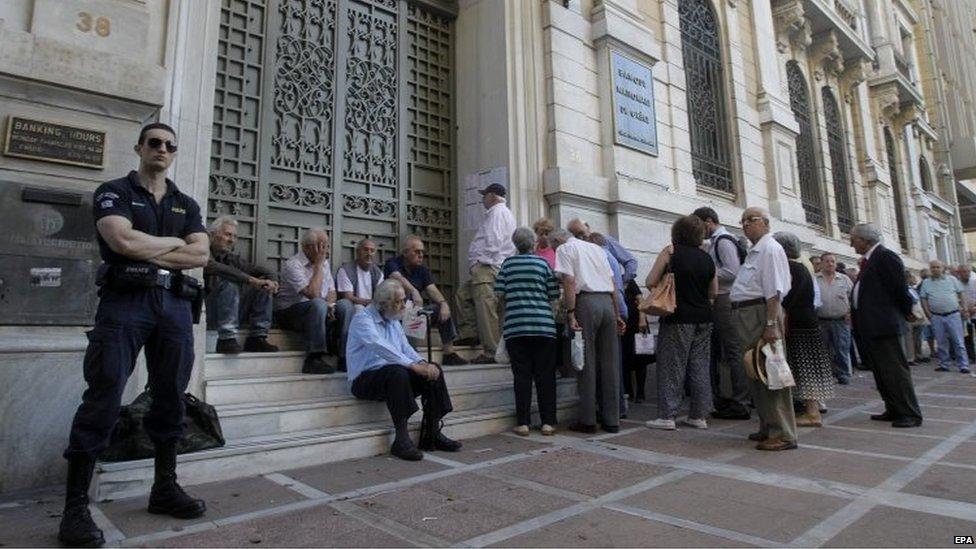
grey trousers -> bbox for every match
[576,293,620,427]
[732,302,797,443]
[713,293,748,406]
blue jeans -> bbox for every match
[275,298,329,354]
[820,319,852,381]
[206,278,273,340]
[335,299,364,358]
[931,312,970,370]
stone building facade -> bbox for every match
[0,0,973,493]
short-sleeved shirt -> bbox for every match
[554,237,614,294]
[276,252,334,310]
[919,276,964,314]
[336,264,383,300]
[494,254,560,339]
[662,244,715,325]
[729,233,792,303]
[383,255,435,294]
[93,171,205,265]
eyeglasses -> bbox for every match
[146,137,178,153]
[741,216,764,226]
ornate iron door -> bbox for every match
[787,61,824,227]
[821,87,854,234]
[209,0,457,295]
[884,129,908,251]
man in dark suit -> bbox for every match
[850,223,923,428]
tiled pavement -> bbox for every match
[5,368,976,547]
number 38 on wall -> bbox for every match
[76,12,111,37]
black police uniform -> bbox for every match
[64,171,206,459]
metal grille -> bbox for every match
[919,156,933,193]
[208,0,456,275]
[787,61,823,227]
[678,0,734,194]
[821,87,853,234]
[885,129,909,250]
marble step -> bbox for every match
[217,379,579,439]
[205,362,520,406]
[205,328,451,354]
[93,398,580,501]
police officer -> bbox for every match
[58,123,210,547]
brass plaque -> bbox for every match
[3,116,106,169]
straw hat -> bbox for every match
[743,343,768,385]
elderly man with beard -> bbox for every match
[346,279,462,461]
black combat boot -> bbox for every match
[58,456,105,547]
[147,442,206,519]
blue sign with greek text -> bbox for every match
[611,51,658,156]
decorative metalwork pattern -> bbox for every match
[408,4,455,296]
[271,0,336,176]
[821,87,854,234]
[885,129,909,250]
[787,61,824,227]
[342,194,397,217]
[269,183,333,209]
[919,156,933,193]
[678,0,734,194]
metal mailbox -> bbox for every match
[0,181,100,325]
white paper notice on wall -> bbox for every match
[462,166,508,230]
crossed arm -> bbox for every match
[96,215,209,269]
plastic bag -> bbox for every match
[495,338,510,364]
[762,340,795,390]
[403,305,428,340]
[634,333,655,355]
[571,335,585,371]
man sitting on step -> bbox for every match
[384,235,469,365]
[346,279,462,460]
[275,227,337,374]
[335,238,384,370]
[205,215,279,354]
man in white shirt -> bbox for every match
[729,207,796,451]
[550,229,626,434]
[693,207,749,421]
[955,264,976,361]
[335,238,384,368]
[454,183,517,363]
[275,227,337,374]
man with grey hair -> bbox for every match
[347,279,461,460]
[919,260,971,373]
[205,215,279,354]
[276,228,337,374]
[816,252,854,384]
[334,238,384,368]
[954,264,976,361]
[730,207,796,451]
[850,223,923,427]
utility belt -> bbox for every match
[97,263,204,323]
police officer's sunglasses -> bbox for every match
[145,137,178,153]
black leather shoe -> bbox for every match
[892,417,923,428]
[390,440,423,461]
[243,337,278,353]
[432,433,462,452]
[568,423,597,434]
[870,412,894,421]
[711,407,751,420]
[302,353,335,374]
[601,424,620,433]
[215,338,242,354]
[441,352,469,366]
[148,482,207,519]
[58,504,104,547]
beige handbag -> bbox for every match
[640,266,675,317]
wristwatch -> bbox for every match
[765,320,777,327]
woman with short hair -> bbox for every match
[533,218,557,269]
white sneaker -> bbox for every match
[645,418,677,430]
[541,424,556,436]
[512,425,530,436]
[681,417,708,429]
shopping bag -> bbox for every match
[571,335,585,371]
[403,305,428,340]
[495,338,511,364]
[762,340,795,390]
[634,333,655,355]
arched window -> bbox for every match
[821,87,853,233]
[787,61,823,226]
[679,0,733,194]
[884,129,909,250]
[919,156,933,193]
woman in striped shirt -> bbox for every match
[495,227,561,436]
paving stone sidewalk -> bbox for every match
[5,367,976,547]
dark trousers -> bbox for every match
[966,320,976,363]
[275,298,329,353]
[351,364,453,421]
[621,331,648,399]
[65,288,195,459]
[860,335,923,421]
[506,336,557,425]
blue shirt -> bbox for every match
[383,255,435,294]
[919,276,964,314]
[603,234,637,283]
[345,305,422,382]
